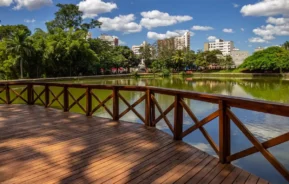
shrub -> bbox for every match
[179,71,186,76]
[132,71,140,78]
[160,68,171,77]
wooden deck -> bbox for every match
[0,105,269,184]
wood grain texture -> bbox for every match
[0,104,268,184]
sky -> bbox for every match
[0,0,289,53]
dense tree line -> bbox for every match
[239,46,289,73]
[1,3,288,79]
[139,43,234,72]
[0,4,138,79]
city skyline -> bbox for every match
[0,0,288,53]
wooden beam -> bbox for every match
[219,100,230,164]
[63,86,69,112]
[174,95,183,140]
[145,89,151,127]
[227,109,289,182]
[113,87,119,121]
[45,84,49,108]
[228,133,289,162]
[5,84,10,104]
[86,87,92,116]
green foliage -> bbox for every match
[283,41,289,50]
[179,71,186,76]
[0,24,31,40]
[239,47,289,72]
[219,55,234,69]
[160,68,171,77]
[46,3,101,33]
[132,71,140,78]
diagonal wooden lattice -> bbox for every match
[226,109,289,182]
[68,90,86,113]
[0,87,6,103]
[90,91,113,117]
[151,94,174,133]
[119,93,146,124]
[32,88,45,106]
[180,99,220,155]
[47,88,64,109]
[10,87,28,104]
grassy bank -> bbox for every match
[2,72,289,83]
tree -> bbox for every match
[220,55,234,70]
[6,29,33,78]
[184,50,196,69]
[172,50,185,71]
[283,41,289,50]
[0,25,30,40]
[46,4,101,33]
[239,46,289,72]
[195,51,207,69]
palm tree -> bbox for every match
[172,50,185,71]
[283,41,289,50]
[6,29,32,78]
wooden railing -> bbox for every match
[1,82,289,182]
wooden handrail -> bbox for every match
[1,81,289,182]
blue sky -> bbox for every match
[0,0,289,53]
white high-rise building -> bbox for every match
[157,31,190,51]
[132,41,148,56]
[174,31,190,50]
[204,39,234,55]
[99,34,119,47]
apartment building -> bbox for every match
[204,39,234,55]
[158,31,190,51]
[230,49,250,67]
[99,34,119,47]
[132,41,148,56]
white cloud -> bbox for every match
[223,28,234,33]
[207,36,217,41]
[140,10,192,29]
[24,19,35,23]
[78,0,117,19]
[249,37,266,43]
[266,17,289,25]
[191,25,213,31]
[253,21,289,40]
[241,28,245,31]
[0,0,13,6]
[233,3,239,8]
[147,30,193,40]
[241,0,289,17]
[98,14,142,34]
[13,0,52,10]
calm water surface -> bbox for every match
[5,76,289,183]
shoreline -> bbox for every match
[0,72,288,82]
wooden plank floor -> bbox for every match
[0,105,269,184]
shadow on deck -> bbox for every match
[0,105,268,184]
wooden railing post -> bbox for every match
[63,86,69,112]
[27,84,34,105]
[45,84,49,108]
[5,84,10,104]
[174,94,183,140]
[145,89,151,127]
[219,100,231,163]
[113,87,119,121]
[150,91,155,127]
[86,87,92,116]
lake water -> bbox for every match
[4,76,289,183]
